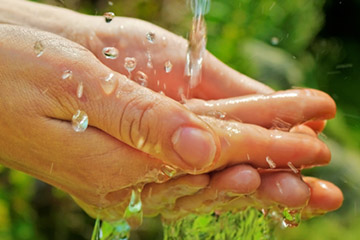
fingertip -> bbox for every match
[304,177,344,213]
[258,172,310,208]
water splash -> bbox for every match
[34,40,44,57]
[100,220,130,240]
[62,70,72,80]
[72,110,88,132]
[185,0,210,89]
[102,47,119,59]
[91,217,102,240]
[103,12,115,23]
[164,60,173,73]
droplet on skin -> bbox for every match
[102,47,119,59]
[164,60,173,73]
[161,165,177,178]
[101,72,117,95]
[77,82,83,99]
[271,37,279,45]
[134,71,148,87]
[34,40,44,57]
[124,57,137,72]
[72,110,88,132]
[266,156,276,169]
[103,12,115,23]
[146,32,155,43]
[62,70,72,80]
[287,161,299,174]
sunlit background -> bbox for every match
[0,0,359,239]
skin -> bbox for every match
[0,0,343,223]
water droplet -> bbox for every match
[271,37,279,45]
[91,217,102,240]
[158,91,165,96]
[161,165,177,178]
[34,40,44,57]
[101,72,117,95]
[282,208,301,228]
[164,60,173,73]
[266,156,276,169]
[134,71,148,87]
[62,70,72,80]
[102,47,119,59]
[77,82,83,99]
[108,1,113,6]
[146,32,155,43]
[72,110,88,132]
[123,187,143,227]
[103,12,115,23]
[124,57,136,72]
[287,162,299,174]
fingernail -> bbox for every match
[172,127,216,171]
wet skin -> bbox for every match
[0,0,342,222]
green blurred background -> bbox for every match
[1,0,359,239]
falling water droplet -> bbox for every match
[34,40,44,57]
[103,12,115,23]
[62,70,72,80]
[161,165,177,178]
[266,156,276,169]
[102,47,119,59]
[164,60,173,73]
[134,71,148,87]
[91,217,102,240]
[287,162,299,174]
[123,187,143,227]
[146,32,155,43]
[77,82,83,99]
[101,72,117,95]
[271,37,279,45]
[108,1,113,6]
[72,110,88,132]
[124,57,137,73]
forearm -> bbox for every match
[0,0,86,44]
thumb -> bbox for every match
[90,73,220,172]
[26,28,220,172]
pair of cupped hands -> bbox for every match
[0,0,342,223]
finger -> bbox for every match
[4,25,220,173]
[186,89,336,130]
[141,174,209,217]
[173,165,260,213]
[194,52,274,99]
[302,177,343,218]
[304,120,327,133]
[199,116,330,169]
[290,124,318,137]
[255,172,310,208]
